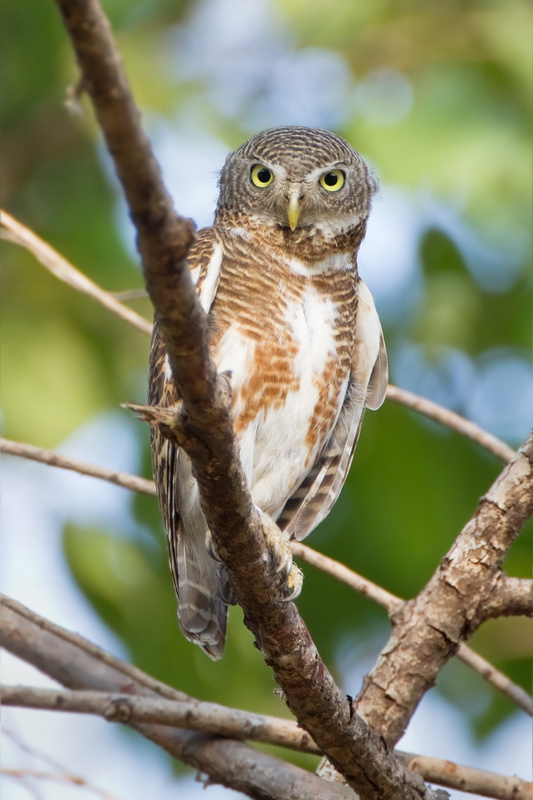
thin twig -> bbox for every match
[2,769,120,800]
[3,685,531,800]
[111,288,148,301]
[291,541,400,613]
[386,385,515,462]
[0,437,155,497]
[0,211,153,336]
[395,753,532,800]
[455,647,532,716]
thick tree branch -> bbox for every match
[1,685,321,756]
[0,596,354,800]
[355,434,533,744]
[3,684,531,800]
[293,543,533,716]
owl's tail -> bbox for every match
[160,446,228,661]
[171,528,228,661]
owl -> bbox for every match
[149,126,387,659]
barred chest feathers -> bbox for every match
[205,241,358,521]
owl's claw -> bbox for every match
[256,506,304,602]
[206,512,303,603]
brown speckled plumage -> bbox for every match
[149,126,387,659]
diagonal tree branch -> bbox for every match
[293,542,533,716]
[1,210,152,336]
[355,433,533,744]
[0,436,155,497]
[3,684,532,800]
[385,386,515,463]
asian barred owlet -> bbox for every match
[149,125,387,659]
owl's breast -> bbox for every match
[210,265,357,516]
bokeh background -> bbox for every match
[2,0,531,798]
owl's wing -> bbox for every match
[149,228,228,660]
[280,278,387,541]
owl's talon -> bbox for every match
[280,563,303,601]
[256,506,303,602]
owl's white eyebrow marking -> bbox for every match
[246,158,288,180]
[199,242,223,313]
[305,163,348,183]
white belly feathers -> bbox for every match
[215,287,347,519]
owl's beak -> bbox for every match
[287,188,301,231]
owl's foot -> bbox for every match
[256,507,304,602]
[205,512,303,602]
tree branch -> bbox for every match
[3,684,531,800]
[355,433,533,744]
[482,576,532,620]
[1,210,152,336]
[454,646,532,716]
[396,753,532,800]
[0,595,354,800]
[1,685,321,756]
[2,768,120,800]
[385,386,515,463]
[293,543,533,716]
[0,436,155,497]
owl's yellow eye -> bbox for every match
[251,164,274,188]
[320,170,345,192]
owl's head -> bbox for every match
[216,126,377,239]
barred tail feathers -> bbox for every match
[172,527,228,661]
[159,443,227,660]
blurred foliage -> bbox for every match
[3,0,530,779]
